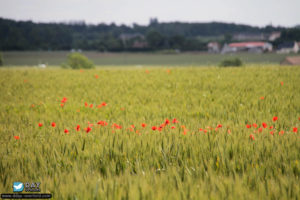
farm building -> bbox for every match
[207,42,221,53]
[277,41,299,54]
[280,56,300,65]
[221,42,272,53]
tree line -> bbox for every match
[0,17,298,52]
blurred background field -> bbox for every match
[1,51,296,66]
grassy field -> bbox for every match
[0,65,299,199]
[1,51,297,66]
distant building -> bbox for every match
[119,33,146,49]
[232,33,267,41]
[221,42,272,53]
[281,56,300,65]
[268,32,281,41]
[119,33,145,41]
[207,42,221,53]
[277,42,299,54]
[132,41,148,48]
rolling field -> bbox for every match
[1,51,295,66]
[0,65,300,199]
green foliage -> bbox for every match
[0,18,284,51]
[0,66,299,199]
[219,57,243,67]
[0,52,3,66]
[146,30,164,49]
[274,28,300,45]
[64,52,94,69]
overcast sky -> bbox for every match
[0,0,299,27]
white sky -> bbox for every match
[0,0,299,27]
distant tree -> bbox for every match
[169,35,185,49]
[0,17,285,52]
[146,30,164,49]
[273,28,300,47]
[62,53,94,69]
[224,33,232,43]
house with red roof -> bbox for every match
[221,42,273,53]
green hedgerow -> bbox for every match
[219,57,243,67]
[62,52,94,69]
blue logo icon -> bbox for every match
[13,182,24,192]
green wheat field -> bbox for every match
[0,65,299,199]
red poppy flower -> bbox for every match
[152,126,157,131]
[217,124,222,128]
[141,123,146,128]
[84,102,88,107]
[279,130,284,135]
[172,118,178,124]
[246,124,251,128]
[293,127,298,133]
[272,116,278,122]
[260,96,265,100]
[60,103,64,107]
[199,128,203,131]
[64,129,69,134]
[101,102,107,106]
[38,123,43,127]
[89,104,93,108]
[98,121,108,126]
[249,134,255,140]
[160,123,166,128]
[280,81,283,86]
[131,125,135,128]
[51,122,56,127]
[269,126,273,130]
[252,123,257,128]
[61,97,67,103]
[112,123,122,129]
[158,127,162,131]
[165,119,170,125]
[204,129,207,133]
[270,131,274,136]
[86,127,92,133]
[95,74,99,79]
[14,136,20,140]
[262,123,267,128]
[171,126,176,129]
[227,130,231,134]
[76,125,80,131]
[258,127,263,133]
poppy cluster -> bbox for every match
[246,116,298,138]
[151,118,179,132]
[60,97,67,107]
[84,101,107,108]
